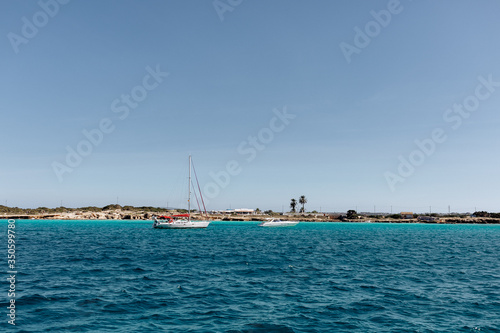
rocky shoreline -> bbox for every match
[2,211,500,224]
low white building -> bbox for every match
[210,208,256,215]
[227,208,255,215]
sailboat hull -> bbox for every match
[153,220,210,229]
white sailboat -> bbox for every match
[153,155,211,229]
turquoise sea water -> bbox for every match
[1,220,500,332]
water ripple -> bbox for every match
[3,221,500,332]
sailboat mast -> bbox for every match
[188,155,191,221]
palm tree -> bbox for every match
[290,199,297,213]
[299,195,307,213]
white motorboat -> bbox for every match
[153,155,210,229]
[258,218,299,227]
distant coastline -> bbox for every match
[1,208,500,224]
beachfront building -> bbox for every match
[210,209,256,215]
[401,212,414,219]
[233,208,255,215]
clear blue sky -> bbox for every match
[1,0,499,213]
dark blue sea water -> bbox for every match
[2,220,500,332]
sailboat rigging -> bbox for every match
[153,155,210,229]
